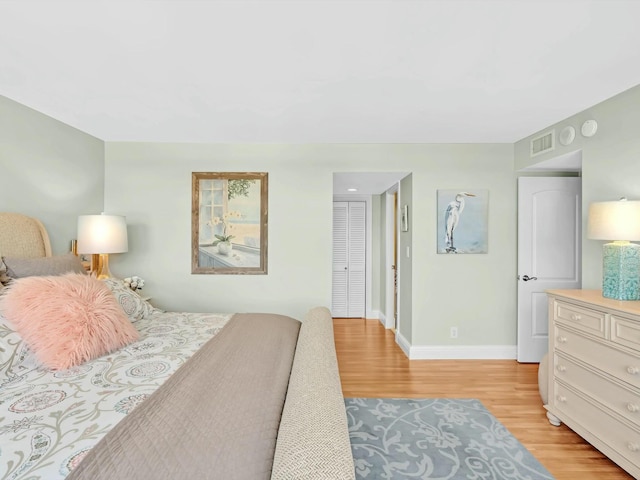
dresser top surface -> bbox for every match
[547,289,640,316]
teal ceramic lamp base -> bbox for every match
[602,241,640,301]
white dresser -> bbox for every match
[546,289,640,478]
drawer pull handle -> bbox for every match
[557,395,567,403]
[627,403,639,413]
[570,314,582,322]
[628,443,639,452]
[627,366,639,375]
[557,365,567,373]
[558,336,568,344]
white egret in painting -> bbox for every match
[444,192,476,253]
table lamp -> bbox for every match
[77,214,128,279]
[587,198,640,300]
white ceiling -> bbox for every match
[2,1,640,144]
[334,172,409,195]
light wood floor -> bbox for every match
[333,318,634,480]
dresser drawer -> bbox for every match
[555,325,640,390]
[612,315,640,353]
[553,382,640,469]
[553,299,607,338]
[555,352,640,426]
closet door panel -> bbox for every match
[332,202,349,317]
[347,202,366,317]
[332,201,366,318]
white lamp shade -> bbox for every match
[77,214,128,254]
[587,200,640,241]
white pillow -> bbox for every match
[102,278,161,322]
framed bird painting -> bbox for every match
[437,189,489,254]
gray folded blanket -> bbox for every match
[67,313,301,480]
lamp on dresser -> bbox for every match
[77,214,128,279]
[587,197,640,300]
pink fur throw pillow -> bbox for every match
[0,272,139,370]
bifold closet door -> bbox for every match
[332,201,365,318]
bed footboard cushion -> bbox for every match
[271,307,356,480]
[67,313,300,480]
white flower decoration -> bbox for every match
[123,276,145,291]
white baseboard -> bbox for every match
[396,331,411,357]
[385,313,394,329]
[366,309,380,320]
[378,311,386,328]
[409,344,517,360]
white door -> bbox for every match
[517,177,581,362]
[332,201,366,317]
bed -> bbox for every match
[0,212,355,480]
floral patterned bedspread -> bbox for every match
[0,310,232,480]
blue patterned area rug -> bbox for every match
[345,398,554,480]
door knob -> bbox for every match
[522,275,538,281]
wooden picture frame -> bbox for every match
[192,172,268,274]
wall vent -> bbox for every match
[530,130,555,157]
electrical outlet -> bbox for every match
[450,327,458,339]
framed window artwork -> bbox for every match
[192,172,268,274]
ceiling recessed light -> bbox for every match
[347,188,358,192]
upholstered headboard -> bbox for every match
[0,212,52,259]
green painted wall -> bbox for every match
[0,95,104,254]
[0,95,525,350]
[514,83,640,291]
[399,174,413,342]
[104,142,516,348]
[5,81,640,352]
